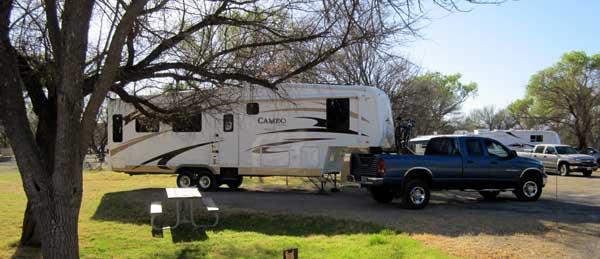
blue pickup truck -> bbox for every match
[352,136,548,209]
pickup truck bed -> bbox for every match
[351,136,547,209]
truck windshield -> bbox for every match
[555,146,578,154]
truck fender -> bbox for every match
[403,167,433,187]
[519,168,543,180]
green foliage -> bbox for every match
[395,72,478,135]
[508,51,600,148]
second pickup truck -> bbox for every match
[352,136,547,209]
[518,144,597,177]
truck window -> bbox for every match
[425,138,458,156]
[112,114,123,142]
[326,98,350,132]
[172,113,202,132]
[484,139,509,158]
[135,116,159,133]
[465,139,484,157]
[534,146,545,153]
[544,146,556,154]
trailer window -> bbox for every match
[247,103,259,115]
[112,114,123,142]
[326,98,350,131]
[172,113,202,132]
[135,117,159,133]
[224,114,234,132]
[530,135,543,142]
[465,139,484,157]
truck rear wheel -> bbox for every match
[370,187,394,204]
[559,163,570,176]
[514,177,542,201]
[479,191,500,199]
[225,176,243,189]
[401,180,430,209]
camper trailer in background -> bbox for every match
[409,129,561,154]
[108,84,395,191]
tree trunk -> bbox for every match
[19,202,41,246]
[38,193,81,259]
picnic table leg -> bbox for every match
[172,200,181,229]
[190,199,199,227]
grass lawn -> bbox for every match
[0,169,455,259]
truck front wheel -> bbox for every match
[370,187,394,204]
[401,180,430,209]
[514,177,542,201]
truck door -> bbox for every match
[484,139,519,188]
[215,113,239,167]
[462,138,490,188]
[542,146,558,169]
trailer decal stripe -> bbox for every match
[133,141,217,169]
[110,130,170,156]
[257,128,360,136]
[247,138,335,154]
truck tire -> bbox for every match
[370,187,394,204]
[226,176,243,189]
[583,170,593,177]
[479,191,500,199]
[401,180,430,209]
[197,170,217,191]
[176,171,197,188]
[514,176,542,201]
[559,163,570,176]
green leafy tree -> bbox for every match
[395,72,478,135]
[511,51,600,149]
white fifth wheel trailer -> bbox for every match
[409,129,561,154]
[108,84,394,191]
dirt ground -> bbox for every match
[206,174,600,259]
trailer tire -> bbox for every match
[226,176,243,189]
[369,187,394,204]
[197,170,217,191]
[176,171,197,188]
[401,180,430,209]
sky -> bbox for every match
[402,0,600,113]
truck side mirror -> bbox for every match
[510,150,517,158]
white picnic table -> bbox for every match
[150,188,219,234]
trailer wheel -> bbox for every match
[197,170,217,191]
[176,171,197,188]
[226,176,243,189]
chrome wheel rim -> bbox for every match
[410,186,426,205]
[178,175,191,187]
[560,165,568,175]
[199,175,211,189]
[523,181,538,198]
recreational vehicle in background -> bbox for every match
[409,129,561,154]
[108,84,394,191]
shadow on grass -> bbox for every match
[92,188,386,238]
